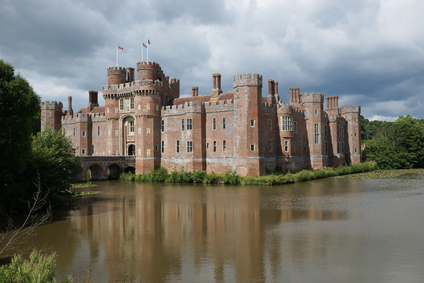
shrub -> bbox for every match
[0,251,56,283]
[192,170,207,183]
[223,171,240,185]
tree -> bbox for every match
[366,115,424,169]
[0,60,40,212]
[24,128,82,207]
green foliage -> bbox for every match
[25,128,81,207]
[366,115,424,169]
[0,60,41,213]
[222,171,240,185]
[203,171,221,184]
[0,251,57,283]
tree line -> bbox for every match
[361,115,424,169]
[0,59,81,215]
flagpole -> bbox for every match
[141,42,144,62]
[147,39,149,63]
[116,45,118,67]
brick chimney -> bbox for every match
[192,87,199,97]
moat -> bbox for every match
[17,176,424,282]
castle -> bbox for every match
[41,61,361,177]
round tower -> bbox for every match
[137,61,161,81]
[107,67,127,85]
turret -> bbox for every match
[326,96,339,115]
[136,61,162,81]
[340,105,361,164]
[67,96,73,116]
[107,67,127,85]
[40,101,63,131]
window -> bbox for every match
[354,118,357,122]
[299,142,301,152]
[213,118,216,130]
[146,128,150,134]
[187,141,193,153]
[97,126,100,136]
[223,118,226,129]
[268,119,272,131]
[213,141,217,152]
[315,109,318,115]
[161,141,165,153]
[342,142,345,153]
[91,145,94,155]
[82,131,86,137]
[321,124,324,144]
[129,120,134,134]
[268,140,273,152]
[155,144,158,151]
[120,99,124,111]
[181,119,184,131]
[337,125,340,137]
[341,127,344,138]
[130,97,134,109]
[223,140,226,151]
[250,144,255,151]
[293,121,297,134]
[355,148,357,153]
[314,123,319,144]
[324,125,327,136]
[354,132,357,137]
[284,140,289,152]
[337,142,340,154]
[82,149,85,155]
[250,120,255,127]
[176,140,180,153]
[73,128,75,137]
[282,116,293,131]
[187,119,192,130]
[325,142,328,154]
[206,143,209,149]
[304,146,307,153]
[161,120,165,132]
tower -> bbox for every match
[233,73,264,176]
[40,101,63,131]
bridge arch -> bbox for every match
[107,163,121,180]
[87,164,103,181]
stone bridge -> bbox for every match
[76,156,136,181]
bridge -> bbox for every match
[76,156,136,181]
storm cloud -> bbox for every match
[1,0,423,121]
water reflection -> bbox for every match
[18,176,424,282]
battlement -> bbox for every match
[40,101,63,110]
[262,102,277,114]
[301,93,324,103]
[162,101,204,116]
[107,66,127,74]
[136,61,162,71]
[340,105,361,114]
[103,78,165,98]
[205,99,235,113]
[233,73,262,88]
[61,112,106,124]
[277,103,294,115]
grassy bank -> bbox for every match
[120,162,377,186]
[335,168,424,179]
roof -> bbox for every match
[169,92,234,106]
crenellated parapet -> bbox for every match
[162,101,204,116]
[40,101,63,110]
[103,79,164,98]
[233,73,263,89]
[262,102,278,114]
[340,105,361,114]
[107,67,127,85]
[301,93,324,104]
[169,78,180,98]
[277,103,294,115]
[205,99,235,113]
[328,114,341,123]
[62,112,90,124]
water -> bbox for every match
[8,176,424,282]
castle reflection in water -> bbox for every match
[68,179,360,282]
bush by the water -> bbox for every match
[120,162,376,186]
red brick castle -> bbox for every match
[41,61,361,176]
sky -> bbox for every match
[1,0,424,121]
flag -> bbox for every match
[142,42,147,48]
[148,39,150,44]
[118,46,123,50]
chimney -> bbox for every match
[67,96,73,116]
[192,87,199,97]
[127,67,135,82]
[88,90,99,111]
[211,73,222,99]
[268,79,274,96]
[274,81,279,101]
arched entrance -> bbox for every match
[107,164,121,179]
[124,166,135,174]
[128,144,135,156]
[88,164,102,181]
